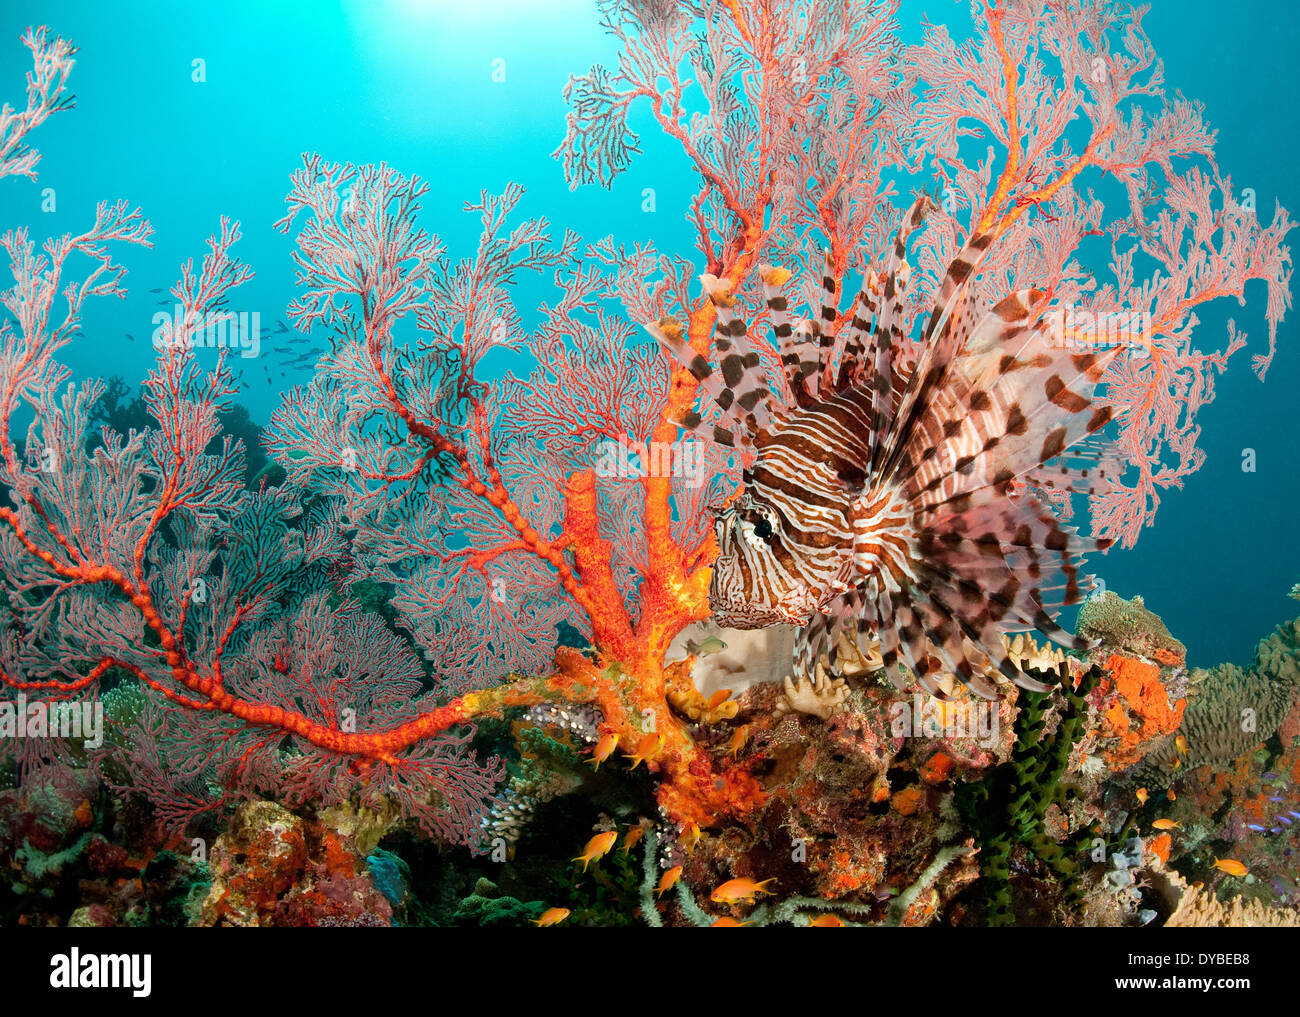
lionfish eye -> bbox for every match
[752,517,773,540]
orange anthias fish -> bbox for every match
[710,916,750,927]
[590,732,618,771]
[706,689,732,710]
[728,724,750,757]
[535,907,570,927]
[807,914,845,927]
[621,826,645,855]
[710,877,776,904]
[1175,734,1188,755]
[1152,818,1181,831]
[1168,789,1176,801]
[656,865,683,897]
[624,731,665,770]
[681,823,702,853]
[1135,787,1148,806]
[1212,858,1249,878]
[573,831,619,872]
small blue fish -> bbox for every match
[1269,796,1285,803]
[1288,811,1300,819]
[1265,772,1279,780]
[1248,824,1267,832]
[1281,816,1294,825]
[1272,827,1285,834]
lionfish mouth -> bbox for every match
[708,603,789,630]
[709,586,820,630]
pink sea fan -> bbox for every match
[899,0,1293,546]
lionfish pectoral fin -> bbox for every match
[966,674,1000,701]
[697,273,782,438]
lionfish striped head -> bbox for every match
[709,474,857,629]
[656,195,1121,700]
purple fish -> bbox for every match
[1248,824,1267,832]
[1265,772,1279,779]
[1282,816,1294,825]
[1273,827,1285,834]
[1269,796,1285,802]
[1288,811,1300,820]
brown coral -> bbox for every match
[1077,591,1186,663]
[1143,660,1295,776]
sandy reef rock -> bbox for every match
[668,620,798,698]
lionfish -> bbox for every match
[653,195,1119,700]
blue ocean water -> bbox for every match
[0,0,1295,669]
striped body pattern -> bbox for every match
[653,196,1120,699]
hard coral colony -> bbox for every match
[0,0,1296,935]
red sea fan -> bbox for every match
[900,0,1294,546]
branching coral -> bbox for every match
[0,27,76,182]
[904,2,1293,547]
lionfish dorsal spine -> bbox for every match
[763,264,820,409]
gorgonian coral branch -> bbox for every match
[902,0,1294,546]
[0,26,76,181]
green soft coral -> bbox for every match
[956,666,1100,926]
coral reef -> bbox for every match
[198,800,398,927]
[0,0,1295,932]
[774,670,849,721]
[1163,870,1300,927]
[1139,626,1300,777]
[1093,654,1186,770]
